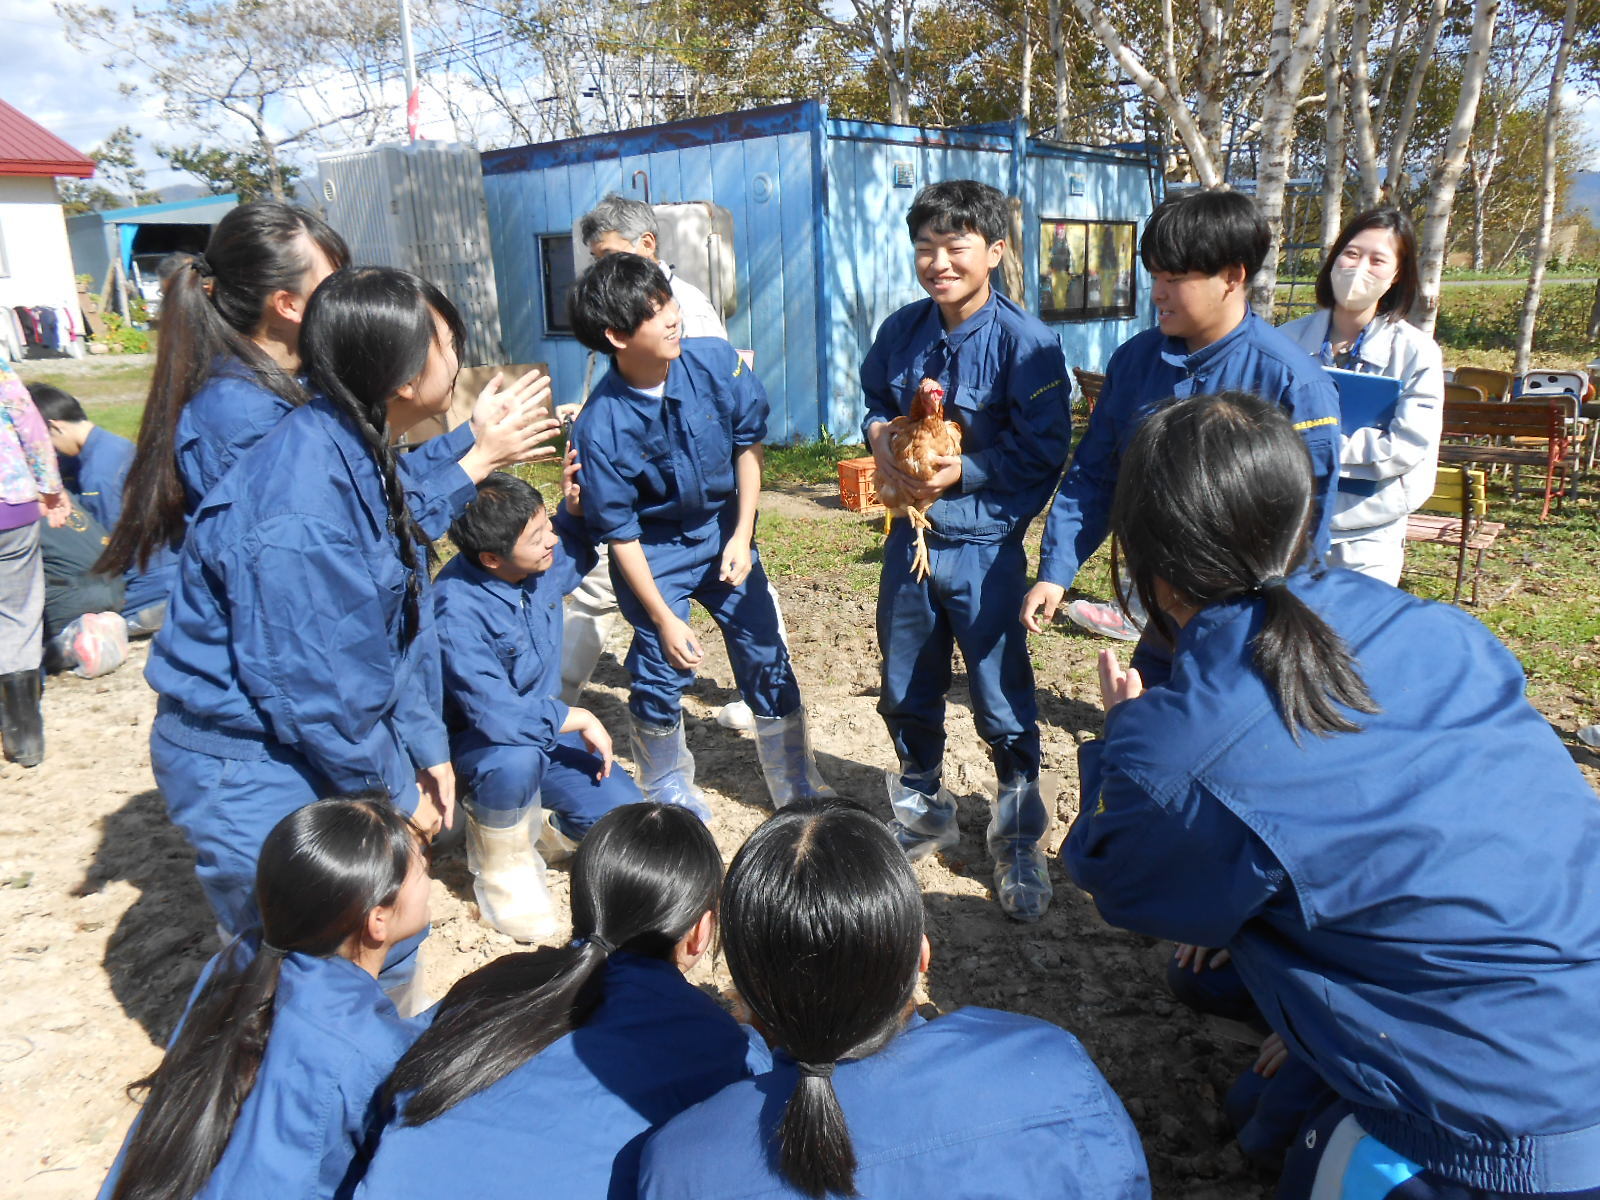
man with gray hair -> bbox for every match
[561,192,757,729]
[579,193,728,340]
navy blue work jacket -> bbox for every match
[146,396,448,794]
[433,505,597,756]
[60,424,177,612]
[640,1007,1149,1199]
[861,292,1073,544]
[99,947,424,1200]
[173,355,476,539]
[1064,568,1600,1192]
[570,338,766,545]
[1038,314,1341,587]
[357,953,759,1200]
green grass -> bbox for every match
[16,359,154,440]
[764,432,867,484]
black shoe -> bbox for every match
[0,671,43,767]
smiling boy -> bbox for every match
[1022,190,1340,650]
[862,179,1073,922]
[566,252,834,821]
[434,470,640,941]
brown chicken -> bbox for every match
[874,377,963,582]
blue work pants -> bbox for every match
[456,731,642,832]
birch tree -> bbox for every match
[1513,0,1582,373]
[1318,0,1346,252]
[1411,0,1501,334]
[1249,0,1333,312]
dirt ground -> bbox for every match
[3,483,1597,1200]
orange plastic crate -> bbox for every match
[838,456,884,514]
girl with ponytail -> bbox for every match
[101,201,559,581]
[357,802,753,1200]
[143,268,462,953]
[639,800,1148,1200]
[98,797,431,1200]
[1066,391,1600,1198]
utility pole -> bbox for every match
[400,0,420,140]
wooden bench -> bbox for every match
[1405,466,1502,605]
[1437,397,1575,519]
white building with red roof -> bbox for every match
[0,99,95,361]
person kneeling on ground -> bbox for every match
[565,252,833,820]
[357,803,757,1200]
[638,799,1150,1200]
[1063,390,1600,1198]
[434,467,640,942]
[98,797,432,1200]
[30,381,178,637]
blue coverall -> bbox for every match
[175,356,477,539]
[98,944,424,1200]
[1037,314,1341,686]
[638,1006,1151,1199]
[58,425,177,629]
[1063,567,1600,1196]
[569,338,798,728]
[145,396,448,936]
[357,953,758,1200]
[861,292,1072,831]
[434,505,641,831]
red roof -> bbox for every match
[0,99,95,179]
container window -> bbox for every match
[539,233,576,335]
[1039,219,1137,321]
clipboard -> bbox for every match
[1326,367,1401,435]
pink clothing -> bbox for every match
[0,359,62,507]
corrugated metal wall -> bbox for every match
[482,127,821,442]
[481,104,1157,445]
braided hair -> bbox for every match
[298,267,465,644]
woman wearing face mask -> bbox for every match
[1278,208,1443,586]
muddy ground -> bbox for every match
[3,483,1596,1199]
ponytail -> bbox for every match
[99,203,347,576]
[109,798,417,1200]
[1109,390,1379,741]
[297,268,464,645]
[387,803,722,1124]
[721,802,925,1199]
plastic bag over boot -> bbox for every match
[752,709,837,809]
[886,763,959,861]
[628,713,713,823]
[464,804,561,943]
[986,776,1052,922]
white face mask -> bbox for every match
[1330,263,1392,312]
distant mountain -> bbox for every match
[156,184,212,203]
[1569,172,1600,223]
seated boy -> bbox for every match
[29,382,177,636]
[1022,190,1340,658]
[434,468,640,942]
[565,252,833,818]
[38,495,129,678]
[863,179,1074,923]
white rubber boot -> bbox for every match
[464,805,560,942]
[560,556,620,705]
[752,709,837,808]
[536,809,580,864]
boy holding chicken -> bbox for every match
[863,179,1073,922]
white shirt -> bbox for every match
[1278,310,1445,531]
[663,266,728,342]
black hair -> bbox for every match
[1314,206,1419,318]
[25,381,88,424]
[566,252,674,355]
[299,267,465,645]
[721,800,925,1199]
[905,179,1008,244]
[387,803,723,1124]
[447,471,546,569]
[1139,189,1270,279]
[109,798,420,1200]
[98,202,348,577]
[1110,391,1378,740]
